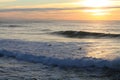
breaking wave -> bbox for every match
[0,49,120,71]
[53,31,120,38]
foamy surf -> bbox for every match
[0,39,119,71]
[0,49,120,71]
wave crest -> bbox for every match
[53,31,120,38]
[0,49,120,71]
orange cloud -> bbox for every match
[0,5,119,20]
[0,9,119,20]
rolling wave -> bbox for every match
[0,49,120,71]
[0,24,26,27]
[53,31,120,38]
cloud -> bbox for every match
[0,6,119,12]
[0,7,119,20]
[0,0,16,3]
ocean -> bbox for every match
[0,20,120,80]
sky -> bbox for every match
[0,0,120,21]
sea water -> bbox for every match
[0,20,120,80]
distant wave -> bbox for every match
[53,31,120,38]
[0,49,120,71]
[0,24,26,27]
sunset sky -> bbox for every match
[0,0,119,20]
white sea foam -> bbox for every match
[0,49,120,71]
[0,39,120,71]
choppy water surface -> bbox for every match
[0,20,120,80]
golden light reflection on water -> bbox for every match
[86,50,114,60]
[85,39,120,60]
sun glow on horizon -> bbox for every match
[84,9,109,16]
[75,0,112,18]
[0,0,119,20]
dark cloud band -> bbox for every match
[0,7,120,12]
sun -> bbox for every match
[77,0,111,16]
[73,0,111,18]
[82,0,110,8]
[84,9,109,16]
